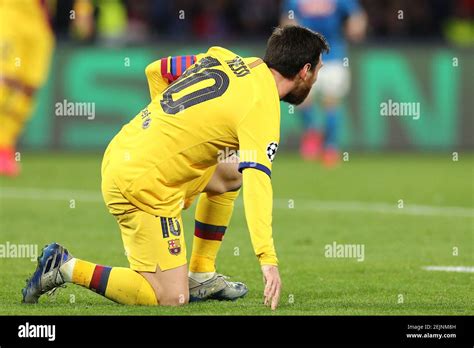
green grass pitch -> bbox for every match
[0,152,472,315]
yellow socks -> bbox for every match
[189,190,240,274]
[60,258,157,305]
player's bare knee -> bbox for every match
[213,177,241,194]
[205,161,241,194]
[226,175,242,192]
[221,166,241,192]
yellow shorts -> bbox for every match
[115,209,186,272]
[102,165,217,272]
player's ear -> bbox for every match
[298,63,312,81]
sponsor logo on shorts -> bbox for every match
[168,239,181,255]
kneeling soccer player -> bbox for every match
[22,26,329,310]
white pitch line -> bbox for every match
[0,187,102,202]
[272,199,474,218]
[0,186,473,218]
[423,266,474,273]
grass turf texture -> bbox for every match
[0,152,472,315]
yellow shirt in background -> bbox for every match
[102,46,280,265]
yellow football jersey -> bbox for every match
[102,46,280,265]
[0,0,54,87]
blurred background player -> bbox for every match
[0,0,54,176]
[282,0,367,166]
[0,0,93,176]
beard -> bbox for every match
[281,82,312,105]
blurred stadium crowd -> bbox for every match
[52,0,473,45]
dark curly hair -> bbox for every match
[264,25,330,79]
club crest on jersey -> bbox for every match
[266,142,278,162]
[168,239,181,255]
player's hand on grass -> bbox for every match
[261,265,281,310]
